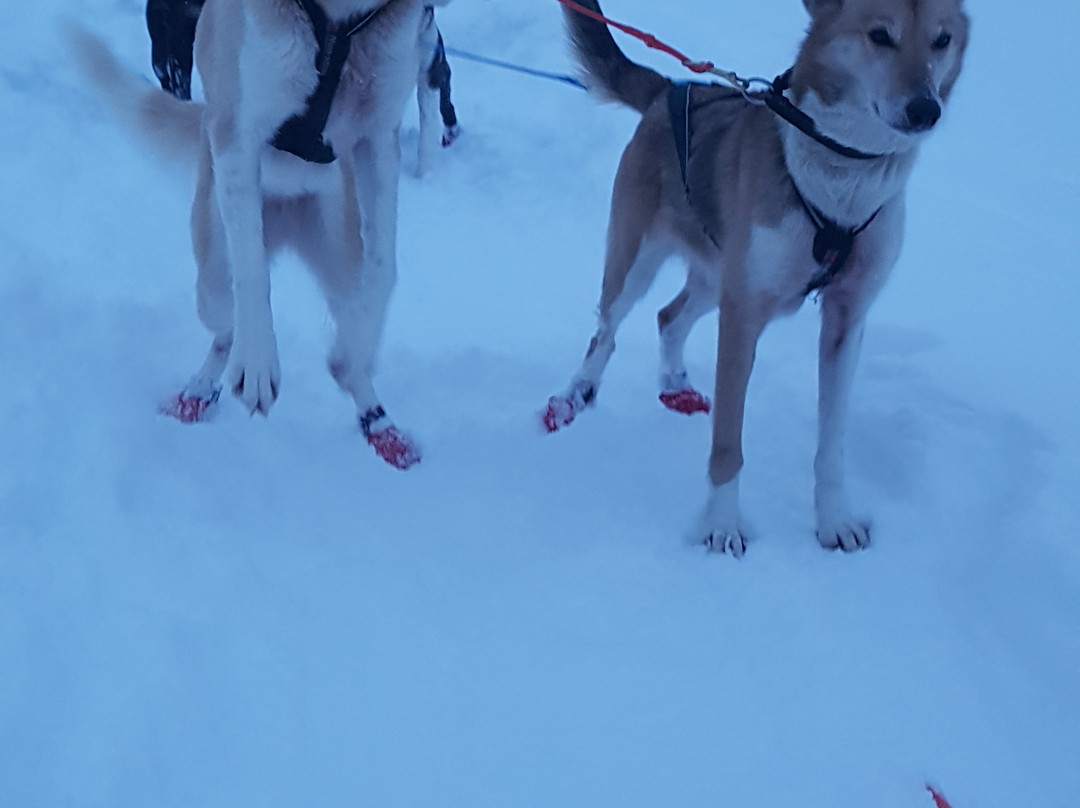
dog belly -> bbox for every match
[260,150,341,197]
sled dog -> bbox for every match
[145,0,458,175]
[71,0,456,469]
[546,0,968,553]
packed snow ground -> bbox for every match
[2,0,1078,806]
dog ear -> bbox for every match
[802,0,843,17]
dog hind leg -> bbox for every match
[430,35,459,147]
[415,70,440,177]
[657,264,716,415]
[543,159,665,432]
[161,146,233,423]
[344,134,401,410]
[303,142,420,470]
[543,231,667,433]
[416,26,458,175]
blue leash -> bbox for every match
[442,45,587,90]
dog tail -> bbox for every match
[561,0,670,114]
[64,22,203,165]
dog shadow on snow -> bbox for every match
[372,326,1051,553]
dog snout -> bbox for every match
[904,94,942,131]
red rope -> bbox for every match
[555,0,715,74]
[927,786,955,808]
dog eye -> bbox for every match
[868,28,897,48]
[932,31,952,50]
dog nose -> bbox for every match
[904,94,941,131]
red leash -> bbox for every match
[927,785,955,808]
[554,0,716,74]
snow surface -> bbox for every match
[2,0,1079,806]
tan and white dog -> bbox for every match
[70,0,454,468]
[545,0,968,553]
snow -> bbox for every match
[2,0,1078,806]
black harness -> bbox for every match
[668,75,882,297]
[271,0,388,163]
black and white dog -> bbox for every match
[146,0,459,173]
[71,0,462,468]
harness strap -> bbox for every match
[756,70,883,162]
[271,0,387,163]
[668,82,695,189]
[796,188,880,295]
[667,82,881,297]
[667,82,741,250]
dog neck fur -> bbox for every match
[311,0,388,22]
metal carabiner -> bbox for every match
[739,76,775,105]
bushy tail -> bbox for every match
[64,21,203,165]
[560,0,670,114]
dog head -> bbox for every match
[792,0,969,153]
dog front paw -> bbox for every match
[227,338,281,416]
[699,478,746,556]
[816,520,871,552]
[704,529,747,557]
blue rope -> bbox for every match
[442,45,587,90]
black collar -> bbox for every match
[755,70,884,162]
[271,0,387,163]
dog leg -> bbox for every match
[415,78,440,177]
[657,268,716,415]
[330,134,420,469]
[700,296,768,556]
[434,41,459,148]
[161,146,233,423]
[544,169,664,432]
[345,134,400,407]
[208,131,280,416]
[290,171,418,471]
[814,294,871,551]
[543,241,668,432]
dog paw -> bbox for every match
[159,386,221,424]
[704,529,747,558]
[541,395,578,433]
[415,144,436,177]
[659,388,711,415]
[816,520,871,552]
[441,124,460,148]
[367,426,422,470]
[542,384,595,433]
[359,407,421,470]
[699,478,746,556]
[227,339,281,416]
